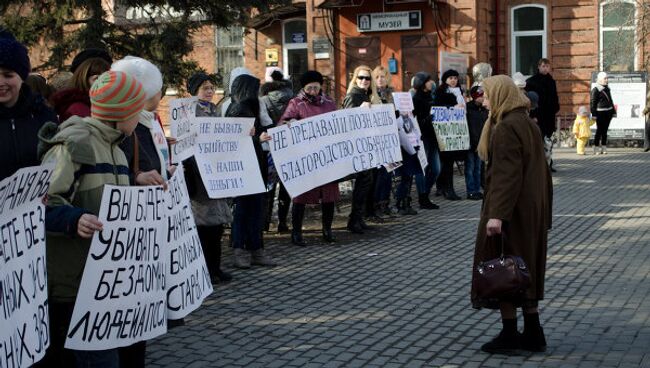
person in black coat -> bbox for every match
[525,58,560,139]
[411,71,441,209]
[590,71,615,155]
[226,74,277,268]
[433,69,465,201]
[0,30,58,181]
[465,86,488,200]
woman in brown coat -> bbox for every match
[471,75,552,355]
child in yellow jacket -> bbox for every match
[573,106,596,155]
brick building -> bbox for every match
[244,0,647,133]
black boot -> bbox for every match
[321,202,336,243]
[522,313,547,352]
[481,318,521,355]
[291,204,307,246]
[346,217,364,234]
[444,189,461,201]
[277,191,290,233]
[418,192,439,209]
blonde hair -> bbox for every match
[477,75,531,161]
[347,65,381,104]
[372,66,392,89]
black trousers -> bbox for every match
[644,116,650,150]
[266,182,291,226]
[594,110,614,146]
[197,225,224,277]
[350,170,373,222]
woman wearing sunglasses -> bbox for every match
[342,65,381,234]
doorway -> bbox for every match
[401,34,438,90]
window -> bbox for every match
[215,27,244,89]
[600,1,636,72]
[511,5,547,76]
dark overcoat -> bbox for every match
[471,107,553,309]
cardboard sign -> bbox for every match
[430,107,470,151]
[169,97,198,164]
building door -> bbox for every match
[283,19,308,93]
[401,34,438,90]
[344,37,381,88]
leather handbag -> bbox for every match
[473,235,531,299]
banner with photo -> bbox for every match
[430,106,470,151]
[268,104,402,198]
[0,164,54,367]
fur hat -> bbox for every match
[300,70,324,88]
[111,56,163,99]
[187,72,214,96]
[90,71,146,122]
[0,29,30,80]
[441,69,460,85]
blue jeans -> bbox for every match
[73,349,119,368]
[414,142,441,195]
[465,150,482,195]
[232,193,266,250]
[374,168,392,202]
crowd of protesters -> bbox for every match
[3,24,623,365]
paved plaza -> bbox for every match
[147,148,650,368]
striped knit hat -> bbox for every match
[89,70,146,122]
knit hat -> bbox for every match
[89,70,146,122]
[111,56,163,99]
[512,72,527,88]
[300,70,323,87]
[470,85,484,100]
[578,106,589,116]
[441,69,460,85]
[187,72,214,96]
[0,29,30,80]
[412,72,431,90]
[71,48,112,73]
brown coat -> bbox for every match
[471,107,553,309]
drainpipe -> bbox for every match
[494,0,500,73]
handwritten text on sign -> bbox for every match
[164,165,213,319]
[0,164,53,368]
[269,104,402,198]
[66,186,168,350]
[430,107,470,151]
[194,117,266,199]
[169,97,198,164]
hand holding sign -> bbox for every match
[77,214,103,239]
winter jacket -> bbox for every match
[412,89,438,149]
[342,86,371,109]
[432,86,459,108]
[590,84,615,117]
[120,110,169,181]
[525,73,560,137]
[39,116,130,302]
[50,87,91,122]
[184,100,233,226]
[572,115,596,139]
[279,90,340,204]
[377,87,395,105]
[466,101,489,150]
[260,80,293,123]
[0,84,58,180]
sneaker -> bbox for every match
[602,146,608,154]
[232,248,251,269]
[467,193,483,200]
[481,330,521,355]
[251,249,277,267]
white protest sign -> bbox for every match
[0,164,54,367]
[164,165,213,319]
[194,117,266,199]
[169,97,198,164]
[66,185,167,350]
[430,107,470,151]
[393,92,427,173]
[392,92,414,112]
[269,104,402,198]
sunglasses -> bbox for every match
[357,76,371,81]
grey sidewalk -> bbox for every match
[147,148,650,368]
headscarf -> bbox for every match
[477,75,530,161]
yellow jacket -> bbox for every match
[572,115,595,139]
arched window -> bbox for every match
[511,5,547,76]
[600,1,636,71]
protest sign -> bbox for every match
[169,97,198,163]
[268,104,402,198]
[430,106,470,151]
[0,164,54,367]
[393,92,427,173]
[66,185,167,350]
[194,117,266,199]
[164,165,213,319]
